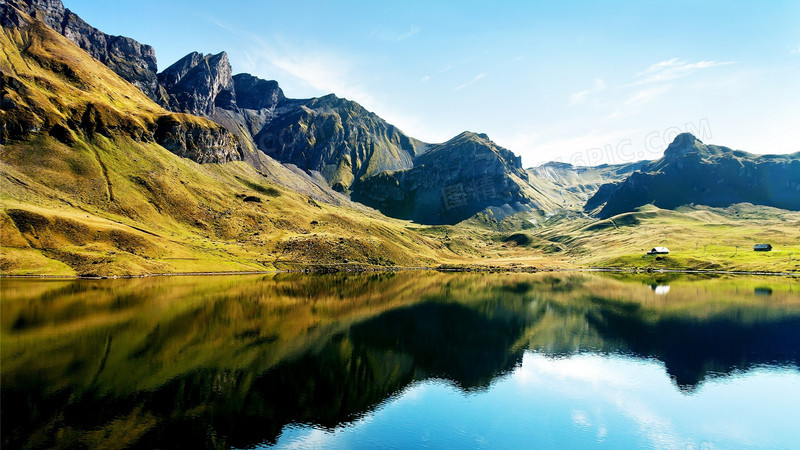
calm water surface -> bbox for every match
[2,272,799,448]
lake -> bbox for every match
[2,272,799,449]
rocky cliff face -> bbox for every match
[233,73,285,110]
[254,94,426,191]
[153,116,242,164]
[4,0,165,103]
[588,133,800,218]
[159,52,236,116]
[352,132,546,224]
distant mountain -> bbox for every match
[527,161,645,210]
[588,133,800,218]
[352,132,561,224]
[156,50,560,224]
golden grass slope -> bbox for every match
[0,12,449,276]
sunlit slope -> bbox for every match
[526,204,800,272]
[0,12,447,276]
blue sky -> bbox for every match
[65,0,800,166]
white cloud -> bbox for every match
[791,43,800,54]
[608,84,674,119]
[371,24,422,42]
[240,42,377,112]
[629,58,733,85]
[569,78,606,106]
[421,64,452,83]
[231,32,450,143]
[455,73,486,90]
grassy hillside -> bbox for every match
[507,204,800,273]
[391,203,799,274]
[0,11,449,276]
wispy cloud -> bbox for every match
[234,32,447,143]
[455,73,486,90]
[371,24,422,42]
[621,84,672,107]
[421,64,452,83]
[240,37,376,108]
[608,84,674,119]
[791,43,800,55]
[569,78,606,106]
[629,58,733,85]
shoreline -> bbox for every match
[1,264,797,279]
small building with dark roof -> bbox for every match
[753,244,772,252]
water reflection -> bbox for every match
[651,284,670,295]
[2,272,799,448]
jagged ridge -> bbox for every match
[588,133,800,218]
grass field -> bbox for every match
[425,204,800,274]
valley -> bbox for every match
[1,0,799,277]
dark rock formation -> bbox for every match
[5,0,165,103]
[254,94,427,191]
[353,132,539,224]
[157,51,204,92]
[153,115,243,164]
[233,73,285,110]
[588,133,800,217]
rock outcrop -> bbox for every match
[153,115,242,164]
[587,133,800,217]
[233,73,285,110]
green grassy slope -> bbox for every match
[530,204,800,273]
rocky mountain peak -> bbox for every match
[160,51,236,116]
[450,131,489,143]
[158,51,204,91]
[662,133,708,159]
[232,73,285,110]
[429,131,523,171]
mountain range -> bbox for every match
[2,0,799,275]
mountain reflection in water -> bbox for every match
[2,272,799,448]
